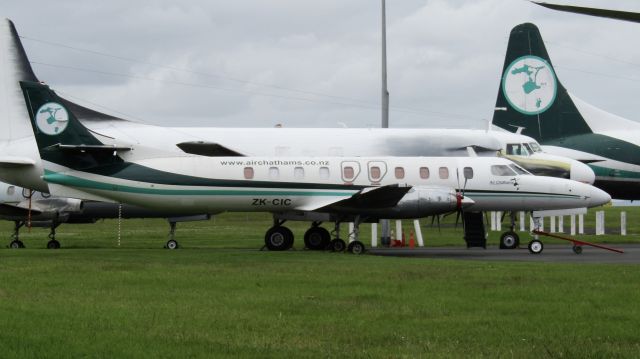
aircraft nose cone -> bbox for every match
[588,187,611,207]
[570,161,595,184]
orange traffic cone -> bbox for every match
[409,231,415,249]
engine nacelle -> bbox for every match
[353,186,464,219]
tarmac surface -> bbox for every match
[368,244,640,264]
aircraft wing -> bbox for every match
[531,2,640,23]
[0,156,36,167]
[316,184,412,212]
[0,203,43,216]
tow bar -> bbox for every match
[532,230,624,254]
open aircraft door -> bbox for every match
[367,161,388,185]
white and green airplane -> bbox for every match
[492,22,640,200]
[0,18,596,199]
[8,79,610,254]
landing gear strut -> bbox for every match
[9,221,25,248]
[329,221,346,252]
[46,224,61,249]
[499,212,520,250]
[165,221,179,249]
[528,216,544,254]
[345,216,366,255]
[264,218,294,251]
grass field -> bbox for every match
[1,206,639,358]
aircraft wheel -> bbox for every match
[528,240,543,254]
[330,238,346,252]
[572,245,583,255]
[47,240,60,249]
[499,231,519,249]
[303,227,330,250]
[265,226,293,251]
[9,240,24,249]
[166,239,179,250]
[347,240,366,255]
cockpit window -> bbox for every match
[529,142,542,152]
[509,164,531,175]
[506,143,528,156]
[491,165,516,176]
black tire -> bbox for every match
[331,238,346,252]
[47,240,60,249]
[499,231,520,250]
[303,227,330,250]
[265,226,293,251]
[528,240,543,254]
[166,239,179,250]
[572,245,583,255]
[9,240,22,249]
[347,240,366,255]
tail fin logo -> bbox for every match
[35,102,69,135]
[502,55,557,115]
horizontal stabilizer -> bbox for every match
[43,144,132,153]
[176,141,245,157]
[0,156,35,167]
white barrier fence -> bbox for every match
[489,210,627,236]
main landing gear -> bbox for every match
[264,217,367,254]
[264,219,294,251]
[303,222,331,250]
[499,212,520,250]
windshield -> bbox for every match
[529,142,542,152]
[491,165,517,176]
[509,164,531,175]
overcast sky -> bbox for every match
[5,0,640,128]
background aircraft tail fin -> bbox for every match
[492,23,592,142]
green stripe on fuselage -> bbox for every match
[43,171,355,197]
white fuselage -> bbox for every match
[43,155,610,219]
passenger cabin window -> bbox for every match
[244,167,254,179]
[395,167,405,179]
[6,186,15,196]
[269,167,280,179]
[438,167,449,179]
[319,167,330,179]
[370,166,381,180]
[463,167,474,179]
[419,167,430,179]
[491,165,516,176]
[343,166,355,181]
[294,167,305,179]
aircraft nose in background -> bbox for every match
[589,187,612,207]
[570,161,595,184]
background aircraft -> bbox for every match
[492,22,640,200]
[0,181,211,249]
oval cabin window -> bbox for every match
[419,167,429,179]
[439,167,449,179]
[244,167,254,179]
[370,166,381,180]
[395,167,405,179]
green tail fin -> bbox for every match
[20,81,121,169]
[492,23,592,142]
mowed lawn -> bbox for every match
[0,206,639,358]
